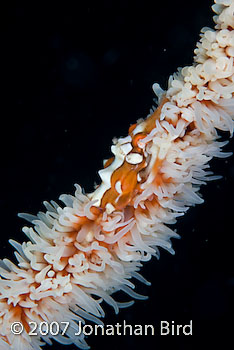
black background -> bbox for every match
[1,0,234,349]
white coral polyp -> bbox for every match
[1,0,234,349]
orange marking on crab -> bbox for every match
[131,133,147,149]
[100,97,169,213]
[100,188,118,209]
[112,162,138,192]
[104,157,114,169]
[101,159,146,211]
[128,123,137,134]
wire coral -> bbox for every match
[1,0,234,349]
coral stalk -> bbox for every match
[1,0,234,349]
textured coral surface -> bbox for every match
[1,1,234,349]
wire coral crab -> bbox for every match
[1,0,234,349]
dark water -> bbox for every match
[1,0,234,349]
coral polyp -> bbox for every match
[1,0,234,349]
